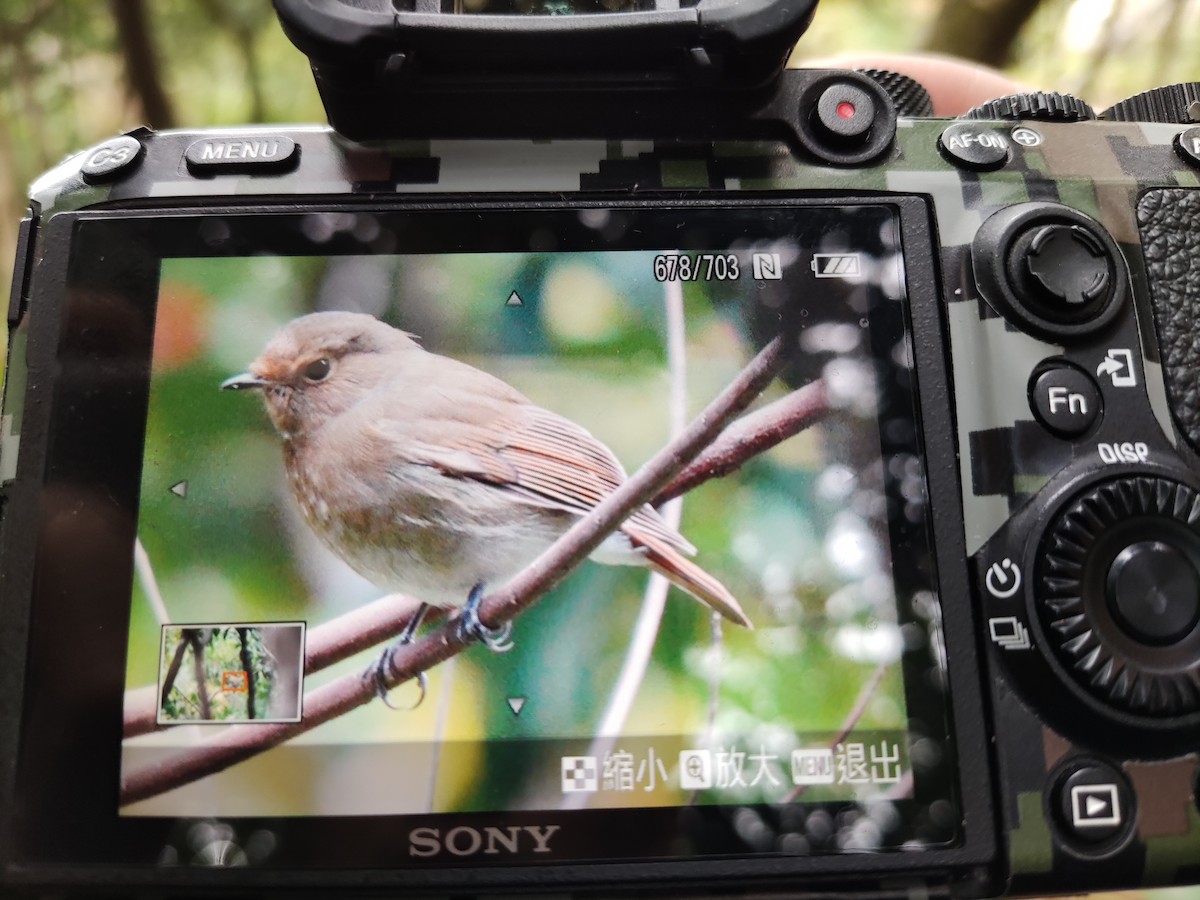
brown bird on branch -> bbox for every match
[223,312,751,697]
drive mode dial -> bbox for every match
[1039,477,1200,717]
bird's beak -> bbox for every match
[221,372,269,391]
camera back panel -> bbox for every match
[2,78,1200,896]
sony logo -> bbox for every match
[409,824,561,858]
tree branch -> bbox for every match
[919,0,1042,68]
[785,660,891,803]
[563,275,689,812]
[120,336,787,807]
[109,0,175,128]
[122,372,832,739]
[658,379,830,504]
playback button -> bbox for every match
[1052,760,1135,848]
[1029,362,1102,437]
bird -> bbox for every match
[222,311,751,697]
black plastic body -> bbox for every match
[273,0,830,144]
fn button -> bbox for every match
[1030,363,1102,437]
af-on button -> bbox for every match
[938,122,1010,171]
[184,135,299,175]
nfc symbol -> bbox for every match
[752,252,783,280]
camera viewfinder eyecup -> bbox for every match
[273,0,841,149]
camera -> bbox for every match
[2,0,1199,895]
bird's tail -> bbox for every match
[636,534,753,629]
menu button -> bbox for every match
[185,135,298,175]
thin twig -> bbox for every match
[704,610,723,748]
[120,336,787,807]
[658,380,829,504]
[134,538,171,625]
[563,276,688,812]
[426,656,457,813]
[786,661,890,803]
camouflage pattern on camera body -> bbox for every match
[14,116,1200,894]
[23,119,1196,555]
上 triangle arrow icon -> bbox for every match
[506,291,524,308]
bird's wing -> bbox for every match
[496,406,696,555]
[371,399,694,555]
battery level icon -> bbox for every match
[811,253,862,278]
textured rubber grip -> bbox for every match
[1138,188,1200,451]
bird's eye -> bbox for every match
[303,358,332,382]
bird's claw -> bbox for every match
[458,613,514,652]
[378,669,428,711]
[366,643,428,711]
[458,584,514,652]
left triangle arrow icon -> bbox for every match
[170,481,188,499]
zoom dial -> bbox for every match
[964,91,1095,122]
[1102,83,1200,123]
[1039,477,1200,717]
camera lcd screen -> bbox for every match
[12,202,961,871]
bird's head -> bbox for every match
[222,311,421,440]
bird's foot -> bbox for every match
[365,603,430,710]
[457,583,514,653]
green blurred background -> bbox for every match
[3,0,1200,891]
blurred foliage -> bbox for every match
[159,625,286,722]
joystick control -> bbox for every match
[972,202,1126,340]
[1039,477,1200,718]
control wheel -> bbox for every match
[1102,83,1200,123]
[964,91,1095,122]
[1039,477,1200,718]
[857,69,932,118]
